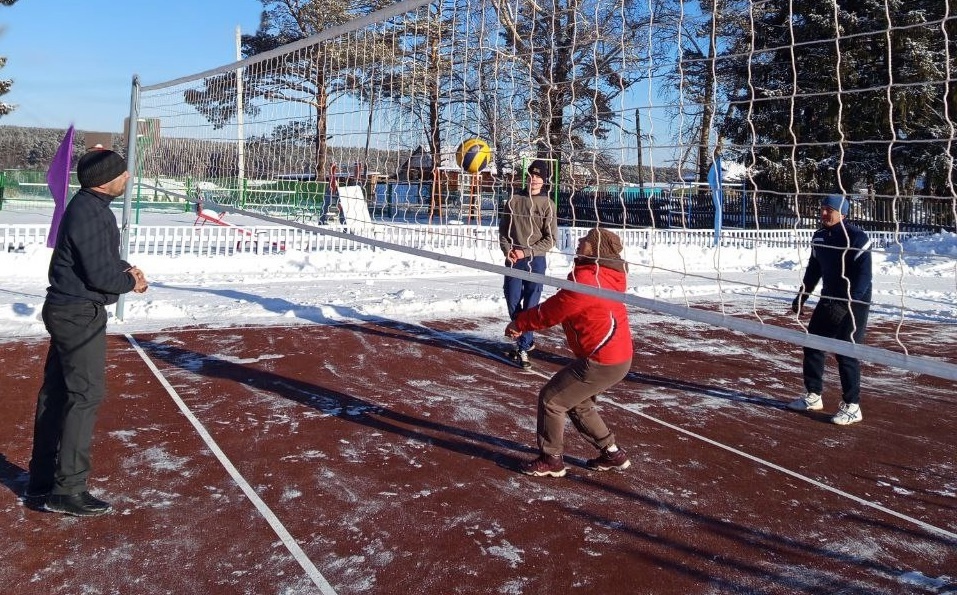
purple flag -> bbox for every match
[46,124,76,248]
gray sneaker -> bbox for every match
[786,392,823,411]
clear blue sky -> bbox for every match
[1,0,264,132]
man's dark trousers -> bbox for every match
[802,299,869,405]
[29,301,108,496]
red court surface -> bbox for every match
[1,314,955,594]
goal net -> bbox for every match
[129,0,957,381]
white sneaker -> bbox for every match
[517,349,531,370]
[832,402,863,425]
[786,392,823,411]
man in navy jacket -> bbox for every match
[788,194,872,425]
[26,149,149,516]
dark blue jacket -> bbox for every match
[801,221,872,303]
[46,188,135,306]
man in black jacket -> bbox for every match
[26,149,149,516]
[788,194,872,426]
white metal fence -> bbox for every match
[0,224,930,257]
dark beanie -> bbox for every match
[583,227,623,258]
[77,149,127,188]
[527,159,551,180]
[821,194,850,216]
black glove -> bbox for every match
[826,300,849,326]
[791,292,809,314]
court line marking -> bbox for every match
[610,402,957,542]
[128,321,956,544]
[124,334,338,595]
[430,329,957,543]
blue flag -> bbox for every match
[46,125,75,248]
[707,154,723,246]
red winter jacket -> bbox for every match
[513,261,633,365]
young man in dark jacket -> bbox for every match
[788,194,872,425]
[506,227,633,477]
[26,149,149,516]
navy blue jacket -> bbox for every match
[801,221,872,303]
[46,188,135,306]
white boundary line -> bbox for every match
[124,334,338,595]
[610,402,957,543]
[431,329,957,543]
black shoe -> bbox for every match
[45,492,111,517]
[516,349,531,369]
[506,347,533,369]
[23,484,52,500]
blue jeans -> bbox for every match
[504,256,546,350]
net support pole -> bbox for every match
[236,25,246,205]
[116,74,141,322]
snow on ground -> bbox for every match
[1,207,956,341]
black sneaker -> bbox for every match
[505,347,533,369]
[517,349,531,369]
[45,492,111,517]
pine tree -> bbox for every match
[719,0,955,197]
[0,56,14,118]
[488,0,649,174]
[0,0,20,118]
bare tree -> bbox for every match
[184,0,392,180]
[651,0,750,183]
[488,0,650,182]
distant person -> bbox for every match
[788,194,872,425]
[506,228,633,477]
[26,149,149,516]
[498,159,558,369]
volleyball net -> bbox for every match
[128,0,957,381]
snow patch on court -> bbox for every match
[897,570,952,590]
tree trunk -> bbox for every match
[697,31,717,185]
[636,108,646,193]
[313,72,329,182]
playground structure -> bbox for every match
[193,192,286,253]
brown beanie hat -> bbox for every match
[77,149,127,188]
[582,227,623,258]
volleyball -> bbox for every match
[456,138,492,174]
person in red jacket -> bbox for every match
[505,227,633,477]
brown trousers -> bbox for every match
[536,357,632,456]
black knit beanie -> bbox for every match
[77,149,127,188]
[527,159,550,180]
